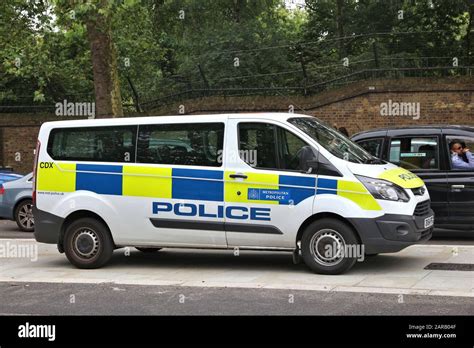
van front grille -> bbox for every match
[414,200,431,216]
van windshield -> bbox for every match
[288,117,378,164]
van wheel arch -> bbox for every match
[296,212,361,247]
[59,210,115,253]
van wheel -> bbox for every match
[301,218,359,275]
[15,199,35,232]
[136,247,162,253]
[63,218,114,269]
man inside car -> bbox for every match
[450,140,474,170]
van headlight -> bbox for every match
[356,175,410,202]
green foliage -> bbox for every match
[0,0,472,111]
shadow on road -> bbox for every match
[38,247,434,276]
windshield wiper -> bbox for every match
[364,158,383,164]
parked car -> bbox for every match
[0,173,34,231]
[0,171,23,185]
[352,125,474,231]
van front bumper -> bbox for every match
[348,210,434,254]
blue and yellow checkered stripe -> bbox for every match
[37,162,223,202]
[36,162,381,210]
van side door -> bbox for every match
[130,121,228,247]
[224,118,317,249]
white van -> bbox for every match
[33,113,434,274]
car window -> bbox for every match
[446,136,474,171]
[389,137,439,170]
[356,138,384,158]
[137,123,224,167]
[238,122,314,171]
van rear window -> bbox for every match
[47,126,137,163]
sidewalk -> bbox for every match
[1,239,473,297]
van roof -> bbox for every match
[41,112,314,128]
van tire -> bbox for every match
[63,218,114,269]
[301,218,359,275]
[136,247,162,253]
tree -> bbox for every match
[53,0,123,118]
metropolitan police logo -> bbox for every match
[248,189,260,200]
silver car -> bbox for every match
[0,173,34,232]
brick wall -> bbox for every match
[1,77,473,174]
[144,77,474,135]
[0,114,86,174]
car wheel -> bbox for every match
[301,218,359,275]
[63,218,114,269]
[15,199,34,232]
[136,247,162,253]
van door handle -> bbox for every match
[229,173,248,179]
[451,184,465,190]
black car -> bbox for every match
[352,125,474,231]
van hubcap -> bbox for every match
[73,229,99,258]
[309,229,345,266]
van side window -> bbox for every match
[356,138,384,158]
[389,137,439,170]
[238,123,277,168]
[47,126,137,162]
[238,122,314,171]
[137,123,224,167]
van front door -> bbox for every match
[224,118,317,249]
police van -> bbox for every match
[33,113,434,274]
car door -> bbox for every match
[444,132,474,230]
[386,129,449,225]
[130,121,228,247]
[224,118,317,249]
